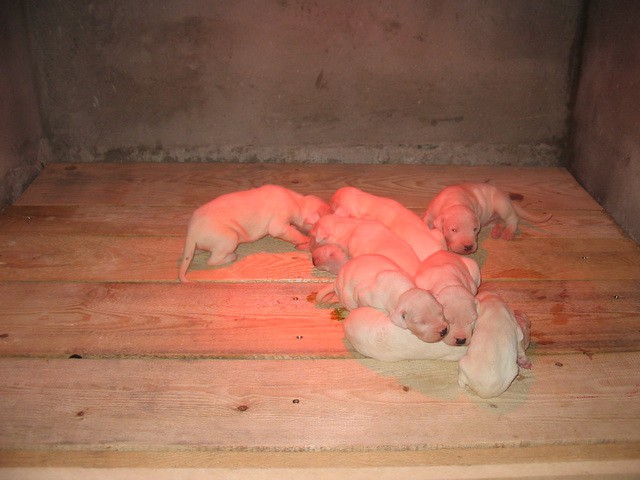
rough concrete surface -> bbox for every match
[24,0,582,165]
[0,1,49,210]
[570,0,640,243]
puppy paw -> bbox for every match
[491,224,504,239]
[501,228,516,241]
[517,356,532,369]
[295,241,311,251]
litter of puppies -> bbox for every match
[179,182,552,398]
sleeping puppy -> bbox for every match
[309,214,421,276]
[423,182,553,254]
[343,306,467,362]
[316,254,449,343]
[179,185,330,282]
[414,250,481,347]
[457,291,532,398]
[330,186,447,260]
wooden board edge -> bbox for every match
[1,443,638,469]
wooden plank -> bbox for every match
[472,237,640,281]
[16,163,598,211]
[1,233,638,282]
[0,205,624,239]
[2,460,640,480]
[0,282,346,358]
[480,280,640,353]
[0,235,326,283]
[0,205,192,237]
[0,281,638,358]
[2,443,638,468]
[0,354,639,450]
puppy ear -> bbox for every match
[432,215,444,231]
[313,224,328,243]
[332,205,349,217]
[389,309,408,329]
[304,211,320,226]
[424,211,436,229]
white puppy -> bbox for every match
[179,185,330,282]
[331,186,447,260]
[423,182,553,254]
[458,291,532,398]
[310,214,421,276]
[414,250,481,347]
[316,254,449,343]
[343,306,467,362]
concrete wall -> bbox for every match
[570,0,640,243]
[0,1,49,211]
[24,0,582,165]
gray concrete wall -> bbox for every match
[25,0,583,165]
[570,0,640,243]
[0,1,49,211]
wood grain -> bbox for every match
[1,234,638,283]
[17,163,597,210]
[0,355,638,450]
[0,204,623,239]
[2,443,638,468]
[0,280,638,357]
[1,162,639,475]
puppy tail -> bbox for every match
[315,283,338,305]
[178,233,197,283]
[512,202,552,223]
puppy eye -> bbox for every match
[451,228,457,233]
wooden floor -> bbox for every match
[1,162,639,479]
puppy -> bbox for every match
[310,214,421,276]
[331,186,447,260]
[316,254,449,343]
[423,182,552,254]
[179,185,330,282]
[414,250,481,347]
[343,306,467,362]
[457,291,532,398]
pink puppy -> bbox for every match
[330,186,447,260]
[458,291,532,398]
[423,182,552,254]
[316,254,449,343]
[310,214,421,276]
[179,185,330,282]
[343,306,467,362]
[414,250,481,347]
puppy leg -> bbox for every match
[207,250,237,266]
[271,224,311,249]
[493,200,519,240]
[491,221,505,239]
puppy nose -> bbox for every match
[464,244,474,252]
[455,337,467,346]
[439,326,448,338]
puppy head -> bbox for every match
[310,244,349,274]
[437,287,479,346]
[390,288,449,343]
[436,205,480,255]
[299,195,332,233]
